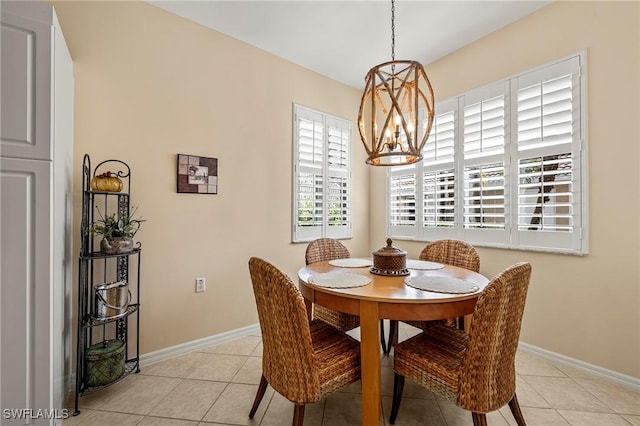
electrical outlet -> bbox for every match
[195,277,206,293]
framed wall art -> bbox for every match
[177,154,218,194]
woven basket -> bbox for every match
[85,339,125,387]
[371,238,409,276]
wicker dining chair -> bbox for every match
[389,262,532,426]
[305,238,360,332]
[248,257,361,426]
[383,239,480,354]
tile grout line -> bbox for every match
[256,385,277,425]
[520,374,624,416]
[432,398,449,426]
[566,375,630,416]
[516,374,557,412]
[199,379,234,424]
[554,408,635,426]
[144,376,186,419]
[313,398,327,426]
[569,374,621,414]
[143,338,262,424]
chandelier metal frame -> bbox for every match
[357,0,435,166]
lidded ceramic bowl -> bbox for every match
[371,238,409,276]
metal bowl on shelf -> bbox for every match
[94,280,131,320]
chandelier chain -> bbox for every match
[391,0,395,62]
[391,0,396,78]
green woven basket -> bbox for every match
[85,339,125,387]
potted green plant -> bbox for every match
[91,206,144,254]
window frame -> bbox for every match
[386,51,589,255]
[292,104,352,243]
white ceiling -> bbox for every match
[148,1,552,90]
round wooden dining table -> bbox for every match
[298,260,490,426]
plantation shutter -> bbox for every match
[294,107,324,241]
[512,55,583,251]
[461,82,509,246]
[293,105,351,242]
[421,99,457,239]
[325,116,351,239]
[388,165,417,238]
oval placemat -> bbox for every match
[308,272,372,288]
[328,258,373,268]
[405,276,480,294]
[406,259,444,270]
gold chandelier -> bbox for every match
[358,0,435,166]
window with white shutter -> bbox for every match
[511,55,583,252]
[420,100,458,240]
[293,105,351,242]
[422,106,456,164]
[388,166,417,238]
[423,169,455,228]
[517,154,573,232]
[461,83,509,246]
[463,162,506,227]
[325,117,350,238]
[387,52,587,254]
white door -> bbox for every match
[0,158,53,423]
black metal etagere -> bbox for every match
[74,154,142,415]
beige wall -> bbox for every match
[54,0,639,378]
[370,1,640,377]
[53,1,368,354]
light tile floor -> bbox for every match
[65,323,640,426]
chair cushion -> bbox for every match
[309,320,361,398]
[394,323,468,402]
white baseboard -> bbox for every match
[518,341,640,391]
[140,323,261,367]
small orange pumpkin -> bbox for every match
[90,172,123,192]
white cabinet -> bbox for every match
[1,2,53,161]
[1,1,73,424]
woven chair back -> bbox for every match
[248,257,320,403]
[305,238,350,265]
[458,262,532,413]
[419,239,480,272]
